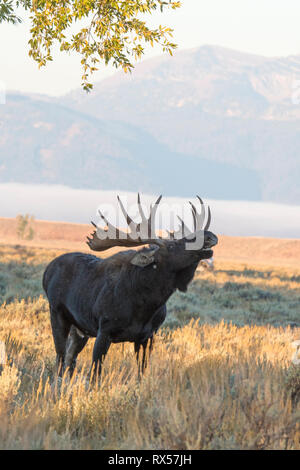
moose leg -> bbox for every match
[134,336,154,377]
[141,340,148,374]
[134,342,141,365]
[149,335,154,355]
[64,326,89,377]
[142,335,155,373]
[134,342,143,379]
[49,306,71,377]
[91,331,111,382]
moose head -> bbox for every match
[87,194,218,290]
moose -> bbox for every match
[43,195,218,380]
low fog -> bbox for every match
[0,183,299,239]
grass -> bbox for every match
[0,244,299,449]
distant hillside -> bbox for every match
[1,45,300,203]
[0,93,260,200]
[64,45,300,205]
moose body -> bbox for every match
[43,195,218,379]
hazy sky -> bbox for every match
[1,1,300,95]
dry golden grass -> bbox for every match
[0,297,299,450]
[0,243,299,449]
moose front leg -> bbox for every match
[91,330,111,383]
[64,326,89,377]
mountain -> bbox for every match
[65,44,300,121]
[0,93,260,200]
[1,45,300,204]
[63,45,300,204]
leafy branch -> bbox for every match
[1,1,181,91]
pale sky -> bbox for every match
[1,0,300,96]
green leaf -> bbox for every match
[1,0,181,90]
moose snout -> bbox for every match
[204,231,218,248]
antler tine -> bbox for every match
[184,197,211,241]
[204,205,211,231]
[149,195,162,219]
[137,193,147,222]
[196,195,206,229]
[148,194,162,232]
[189,201,197,232]
[98,209,114,229]
[98,208,129,241]
[148,202,153,236]
[117,195,136,227]
[177,215,192,237]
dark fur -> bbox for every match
[43,234,216,379]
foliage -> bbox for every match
[0,1,19,23]
[16,214,35,241]
[0,1,181,90]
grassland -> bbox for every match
[0,243,299,449]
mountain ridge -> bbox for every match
[1,45,300,204]
[62,44,300,204]
[0,92,261,200]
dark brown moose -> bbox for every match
[43,195,218,380]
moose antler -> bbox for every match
[87,194,164,252]
[87,194,211,252]
[168,196,211,240]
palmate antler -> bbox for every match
[169,196,211,240]
[87,194,211,252]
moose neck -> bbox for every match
[127,263,176,313]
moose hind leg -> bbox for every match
[64,326,89,377]
[141,338,150,374]
[50,306,71,377]
[134,342,141,364]
[142,335,155,373]
[134,336,154,377]
[91,331,111,382]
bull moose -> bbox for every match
[43,195,218,380]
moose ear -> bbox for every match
[131,248,158,267]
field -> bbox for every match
[0,222,299,449]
